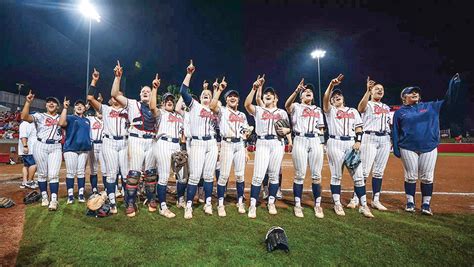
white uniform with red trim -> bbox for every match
[216,106,248,186]
[87,116,107,177]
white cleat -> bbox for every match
[41,198,49,207]
[276,189,283,200]
[203,204,213,215]
[176,198,186,209]
[346,199,359,209]
[217,205,226,217]
[268,203,278,215]
[248,205,257,219]
[371,201,388,211]
[359,205,375,218]
[334,204,345,216]
[237,203,246,214]
[110,205,118,214]
[48,200,58,211]
[294,206,304,218]
[314,206,324,219]
[159,208,176,218]
[78,195,86,203]
[184,207,193,219]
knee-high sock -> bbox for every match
[420,183,433,206]
[50,182,59,202]
[157,184,167,204]
[217,184,226,206]
[330,184,341,205]
[78,177,85,196]
[312,183,321,206]
[66,178,74,196]
[203,181,213,205]
[268,183,279,204]
[404,182,416,204]
[354,186,367,206]
[236,181,244,203]
[250,185,261,206]
[372,177,383,202]
[90,174,98,192]
[106,181,116,205]
[293,183,303,206]
[38,181,48,198]
[177,182,187,198]
[186,184,198,207]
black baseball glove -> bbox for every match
[24,190,41,204]
[274,119,291,138]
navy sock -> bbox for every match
[269,183,279,197]
[186,184,198,202]
[77,177,85,195]
[263,174,269,186]
[372,177,382,198]
[236,181,244,199]
[106,180,115,195]
[203,181,213,199]
[293,183,303,200]
[198,178,204,187]
[312,183,321,200]
[217,184,226,199]
[404,182,416,203]
[157,184,167,204]
[215,169,220,180]
[38,181,47,193]
[421,183,433,197]
[49,182,59,195]
[354,186,366,199]
[90,174,98,191]
[102,176,107,189]
[66,178,74,194]
[177,182,187,198]
[250,185,261,202]
[330,184,341,195]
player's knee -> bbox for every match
[127,170,141,185]
[144,169,157,182]
[77,169,85,177]
[354,179,365,187]
[217,176,229,186]
[203,175,213,183]
[251,176,263,187]
[158,177,168,186]
[106,176,116,184]
[235,175,245,183]
[293,176,304,185]
[311,177,321,185]
[404,175,417,184]
[330,176,341,185]
[420,175,433,184]
[49,176,59,183]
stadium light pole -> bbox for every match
[16,83,24,110]
[79,0,100,98]
[311,49,326,107]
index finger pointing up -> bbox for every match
[190,59,193,65]
[222,76,226,82]
[117,60,121,67]
[156,73,159,80]
[337,74,344,81]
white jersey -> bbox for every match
[188,100,218,137]
[157,109,184,139]
[291,103,325,134]
[18,121,37,156]
[325,106,363,137]
[361,101,391,133]
[101,104,129,137]
[253,106,289,136]
[183,111,191,138]
[126,99,156,135]
[217,106,248,139]
[87,116,104,141]
[32,113,62,141]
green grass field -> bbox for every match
[17,201,474,266]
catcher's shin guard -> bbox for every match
[126,170,141,207]
[144,169,158,201]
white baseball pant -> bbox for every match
[326,138,364,187]
[88,143,107,176]
[217,141,246,186]
[360,134,391,179]
[102,138,128,184]
[400,148,437,184]
[64,151,89,179]
[188,139,218,185]
[292,136,324,185]
[33,142,62,183]
[251,139,285,186]
[154,139,185,185]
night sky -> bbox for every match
[1,0,472,117]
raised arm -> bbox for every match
[285,78,305,113]
[58,97,70,127]
[179,60,195,107]
[87,68,102,112]
[110,60,128,107]
[210,78,226,113]
[175,96,185,115]
[21,90,35,123]
[323,74,344,113]
[245,75,263,116]
[150,74,161,117]
[358,76,374,113]
[391,112,401,158]
[255,74,265,108]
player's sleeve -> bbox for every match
[126,99,137,112]
[291,103,299,116]
[325,105,335,116]
[31,112,41,123]
[353,109,363,128]
[253,106,262,118]
[66,115,74,126]
[391,111,401,158]
[19,122,28,139]
[180,84,193,106]
[99,104,107,114]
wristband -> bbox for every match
[88,85,97,97]
[355,132,363,143]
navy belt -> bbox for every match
[37,138,61,144]
[104,134,128,140]
[295,132,317,138]
[257,135,278,140]
[92,140,103,144]
[160,136,180,143]
[364,131,389,136]
[192,136,213,141]
[130,133,156,139]
[329,135,355,141]
[223,137,243,143]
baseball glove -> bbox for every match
[265,226,290,252]
[87,191,108,211]
[171,150,188,174]
[0,197,15,208]
[24,190,41,204]
[344,149,361,170]
[274,119,291,138]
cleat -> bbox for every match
[237,203,246,214]
[346,198,358,209]
[248,205,257,219]
[67,196,74,204]
[126,204,136,217]
[41,198,49,207]
[217,205,226,217]
[203,204,213,215]
[421,204,433,216]
[184,206,193,219]
[78,195,85,203]
[110,205,118,214]
[159,208,176,218]
[334,204,345,216]
[405,202,415,213]
[294,206,304,218]
[116,190,123,198]
[20,183,27,189]
[176,198,186,209]
[268,203,277,215]
[314,206,324,219]
[371,201,388,211]
[359,205,375,218]
[276,189,283,200]
[48,200,58,211]
[26,181,37,189]
[148,200,158,212]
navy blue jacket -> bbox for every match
[63,115,92,152]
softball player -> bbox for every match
[347,77,391,211]
[18,119,37,189]
[153,92,184,218]
[59,98,92,204]
[111,61,159,217]
[392,73,462,215]
[244,75,290,219]
[322,74,374,218]
[86,111,106,193]
[21,91,63,211]
[174,96,189,208]
[285,79,325,218]
[87,69,129,214]
[179,60,219,219]
[210,80,249,216]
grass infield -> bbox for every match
[17,200,474,266]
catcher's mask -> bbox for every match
[265,226,290,252]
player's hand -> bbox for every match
[252,75,261,90]
[63,97,70,109]
[276,127,291,136]
[330,74,344,86]
[25,90,35,103]
[245,152,250,163]
[23,147,29,154]
[296,78,305,93]
[97,93,103,103]
[187,59,195,74]
[92,68,100,81]
[258,74,265,87]
[287,143,293,153]
[212,78,219,91]
[114,60,123,78]
[152,74,161,90]
[203,80,209,90]
[219,76,227,92]
[353,142,361,151]
[366,76,375,91]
